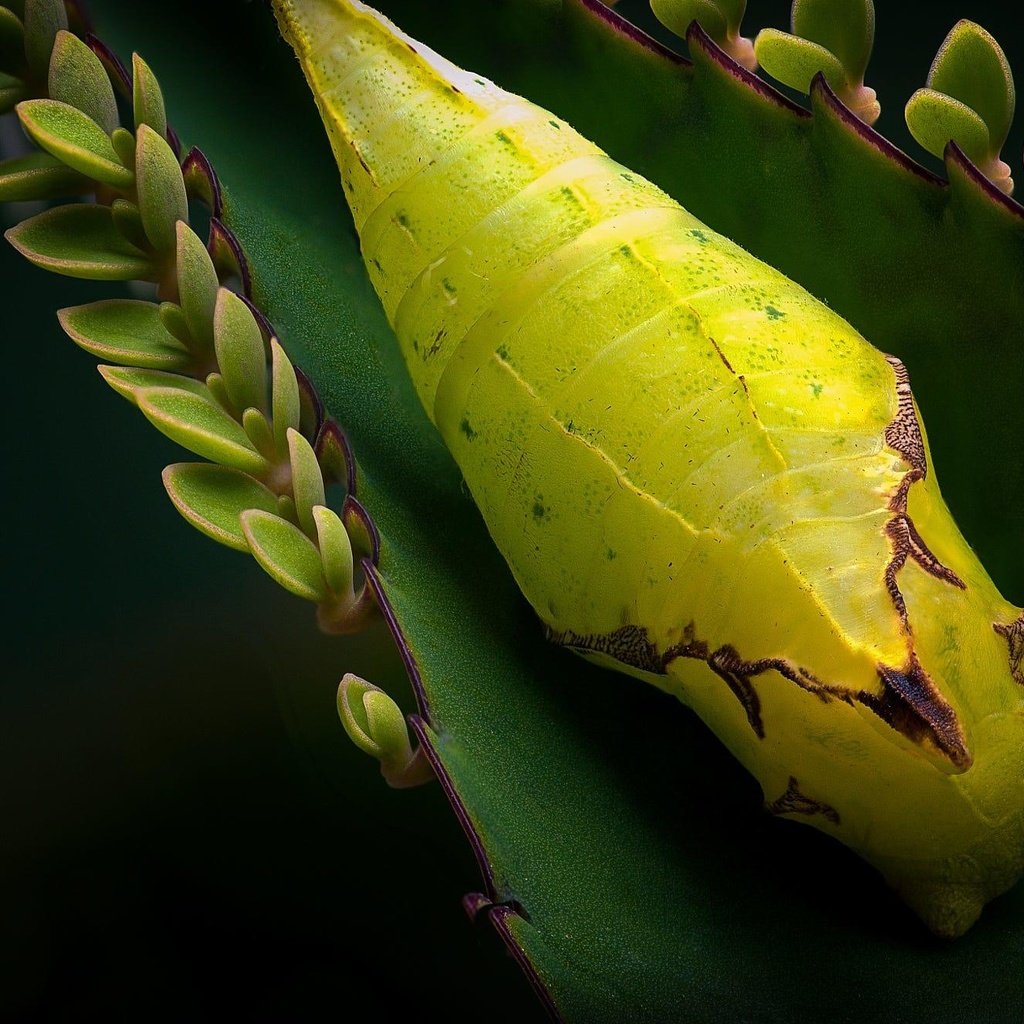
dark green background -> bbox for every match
[2,1,1022,1020]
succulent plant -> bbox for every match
[4,0,1022,1020]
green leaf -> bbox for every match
[0,7,25,69]
[22,0,66,78]
[0,150,88,201]
[754,28,848,94]
[286,427,325,540]
[48,29,120,134]
[212,287,267,415]
[110,125,136,166]
[240,508,328,602]
[337,672,413,767]
[905,87,991,164]
[16,98,134,188]
[313,504,354,600]
[791,0,874,85]
[241,406,275,458]
[928,19,1015,150]
[58,298,192,370]
[162,462,280,551]
[110,197,148,250]
[4,204,152,279]
[75,1,1024,1019]
[132,51,166,138]
[176,221,218,353]
[270,337,301,455]
[97,363,211,405]
[159,300,191,346]
[0,69,27,113]
[134,123,187,253]
[649,0,728,40]
[136,385,269,475]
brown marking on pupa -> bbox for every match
[868,654,971,769]
[881,356,965,621]
[994,613,1024,686]
[551,621,971,767]
[767,777,840,825]
[883,355,926,473]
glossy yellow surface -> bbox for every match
[276,0,1024,936]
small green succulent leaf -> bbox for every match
[928,19,1014,151]
[57,298,192,371]
[241,407,275,459]
[287,427,326,540]
[158,301,192,346]
[337,673,412,765]
[204,370,233,414]
[754,29,847,94]
[22,0,66,78]
[48,30,119,134]
[239,508,329,602]
[136,385,269,475]
[4,204,153,280]
[0,7,26,69]
[649,0,753,70]
[15,98,133,188]
[905,87,991,164]
[135,123,187,254]
[276,493,297,524]
[213,287,268,416]
[270,338,301,455]
[97,364,211,406]
[162,462,280,552]
[791,0,874,85]
[110,125,135,167]
[312,504,355,601]
[0,150,87,201]
[176,221,219,354]
[336,674,432,787]
[110,197,148,250]
[132,51,166,139]
[0,71,26,114]
[650,0,729,39]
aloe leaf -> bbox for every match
[58,298,192,370]
[163,461,281,551]
[24,1,1024,1021]
[4,203,152,279]
[16,97,133,187]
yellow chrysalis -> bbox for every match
[275,0,1024,936]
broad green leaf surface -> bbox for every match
[91,1,1024,1021]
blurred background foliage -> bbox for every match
[2,0,1022,1020]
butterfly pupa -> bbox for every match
[274,0,1024,937]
